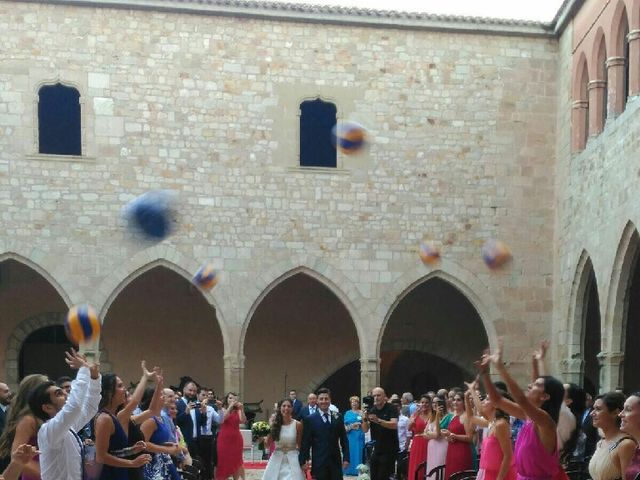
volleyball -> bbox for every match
[332,121,367,155]
[65,304,101,345]
[193,263,219,290]
[482,239,512,269]
[419,241,441,265]
[124,190,176,241]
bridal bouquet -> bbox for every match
[251,421,271,438]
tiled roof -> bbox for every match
[168,0,553,27]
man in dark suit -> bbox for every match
[290,390,303,419]
[299,393,319,419]
[0,382,10,435]
[0,382,11,472]
[299,387,349,480]
[175,377,206,458]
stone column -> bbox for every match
[224,353,245,398]
[588,80,607,135]
[571,100,589,152]
[628,30,640,97]
[360,357,380,395]
[598,351,624,393]
[606,56,626,116]
[561,356,583,385]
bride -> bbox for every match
[262,399,305,480]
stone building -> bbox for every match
[0,0,638,414]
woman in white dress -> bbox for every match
[262,399,305,480]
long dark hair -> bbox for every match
[541,376,565,424]
[598,391,626,427]
[270,399,293,442]
[223,392,238,408]
[98,373,120,411]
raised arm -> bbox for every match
[39,351,96,445]
[117,361,159,427]
[478,349,526,421]
[531,340,549,381]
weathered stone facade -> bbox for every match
[0,0,637,412]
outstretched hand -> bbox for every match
[141,361,161,382]
[533,340,549,361]
[65,349,89,370]
[11,444,39,465]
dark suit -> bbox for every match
[292,398,303,419]
[0,407,6,434]
[176,398,206,456]
[299,404,319,419]
[581,408,598,459]
[299,411,349,480]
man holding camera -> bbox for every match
[363,387,398,480]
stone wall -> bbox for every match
[0,0,559,399]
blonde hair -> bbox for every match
[0,374,49,457]
[349,396,360,406]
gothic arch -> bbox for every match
[239,257,367,358]
[567,250,596,351]
[606,221,640,352]
[4,312,66,387]
[374,260,500,358]
[0,251,72,307]
[96,247,231,354]
[301,353,360,396]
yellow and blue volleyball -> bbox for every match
[482,239,512,269]
[192,263,219,290]
[332,121,367,155]
[65,304,101,345]
[419,241,441,265]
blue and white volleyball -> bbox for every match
[65,304,101,345]
[124,190,177,241]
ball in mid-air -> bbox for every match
[482,239,512,269]
[332,121,367,155]
[65,304,101,345]
[419,241,441,265]
[193,263,219,290]
[124,190,176,241]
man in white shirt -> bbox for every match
[196,387,223,480]
[28,350,101,480]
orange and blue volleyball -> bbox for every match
[193,263,219,290]
[65,304,101,345]
[419,241,441,265]
[332,121,367,155]
[482,239,512,269]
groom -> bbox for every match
[299,387,349,480]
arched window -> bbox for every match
[598,39,608,127]
[38,83,81,155]
[299,98,337,168]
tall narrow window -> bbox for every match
[38,83,81,155]
[299,98,336,168]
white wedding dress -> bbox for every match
[262,421,305,480]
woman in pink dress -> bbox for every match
[408,395,432,480]
[443,392,472,479]
[466,386,515,480]
[479,340,565,480]
[425,396,448,476]
[620,392,640,480]
[216,392,246,480]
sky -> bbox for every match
[253,0,565,22]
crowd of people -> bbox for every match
[0,341,639,480]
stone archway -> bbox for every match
[243,271,361,420]
[100,263,225,392]
[604,221,640,391]
[378,276,490,395]
[565,251,601,393]
[5,312,67,387]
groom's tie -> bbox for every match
[323,412,330,424]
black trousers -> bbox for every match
[197,435,215,479]
[312,461,343,480]
[370,450,397,480]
